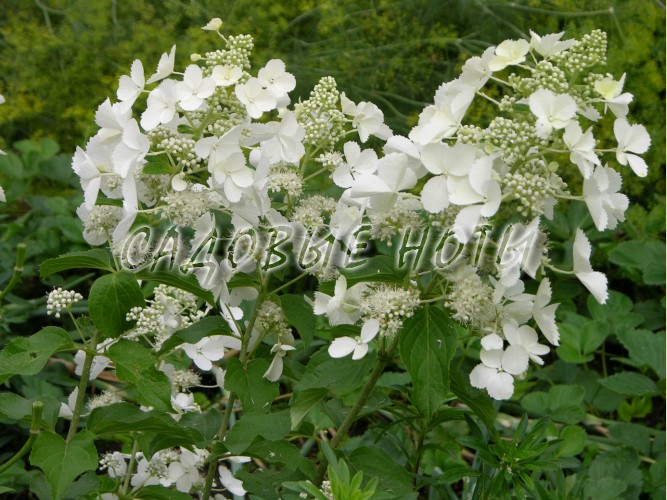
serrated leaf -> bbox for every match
[290,388,328,430]
[158,316,231,355]
[88,271,145,339]
[0,327,74,383]
[599,372,659,396]
[224,410,291,455]
[609,241,666,285]
[295,348,374,393]
[339,255,409,287]
[399,306,456,419]
[616,329,666,378]
[558,425,587,457]
[134,485,193,499]
[87,403,189,437]
[280,294,316,348]
[135,270,215,305]
[107,341,172,411]
[179,410,224,448]
[29,430,98,500]
[348,447,415,497]
[40,249,114,278]
[0,392,60,429]
[245,439,315,477]
[225,358,278,414]
[522,385,585,424]
[449,369,496,431]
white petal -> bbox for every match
[360,319,380,343]
[502,345,529,375]
[486,371,514,400]
[328,337,358,358]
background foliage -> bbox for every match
[0,0,664,498]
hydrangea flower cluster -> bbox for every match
[70,19,648,435]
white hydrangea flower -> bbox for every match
[583,165,629,231]
[563,121,600,179]
[419,142,476,213]
[488,39,530,71]
[141,80,177,131]
[176,64,217,111]
[614,118,650,177]
[502,323,550,372]
[333,141,378,188]
[594,73,633,118]
[117,59,145,106]
[328,319,380,360]
[211,64,243,87]
[258,59,296,103]
[235,77,277,118]
[532,278,560,346]
[182,335,242,371]
[529,30,574,58]
[313,275,366,325]
[341,93,392,142]
[469,349,514,400]
[573,228,608,304]
[349,152,417,212]
[528,89,577,138]
[146,45,176,85]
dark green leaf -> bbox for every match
[107,341,172,411]
[245,439,315,477]
[616,329,666,378]
[224,410,291,455]
[134,270,215,305]
[0,392,60,429]
[134,485,193,499]
[599,372,659,396]
[280,294,316,348]
[88,271,145,338]
[449,369,496,432]
[399,306,456,418]
[29,430,98,500]
[179,410,224,449]
[295,348,374,393]
[290,388,328,430]
[609,241,666,285]
[0,327,74,383]
[225,358,278,414]
[558,425,587,457]
[40,249,114,278]
[348,447,416,498]
[87,403,190,439]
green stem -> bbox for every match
[66,329,99,442]
[266,271,309,297]
[411,420,427,480]
[314,334,401,484]
[0,401,43,474]
[202,392,238,500]
[0,243,26,303]
[121,437,140,495]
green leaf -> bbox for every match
[0,327,74,383]
[29,430,98,500]
[558,425,587,457]
[134,485,193,499]
[107,341,173,411]
[338,255,409,287]
[280,294,316,348]
[399,306,456,418]
[158,316,231,355]
[0,392,60,429]
[609,241,666,285]
[599,371,659,396]
[616,329,666,378]
[224,410,291,455]
[608,422,652,456]
[449,369,496,431]
[348,447,416,498]
[88,271,145,338]
[142,161,172,175]
[87,403,189,438]
[521,385,585,424]
[295,348,374,393]
[245,439,315,477]
[290,388,328,430]
[40,249,114,278]
[179,410,224,448]
[134,270,215,305]
[225,358,279,414]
